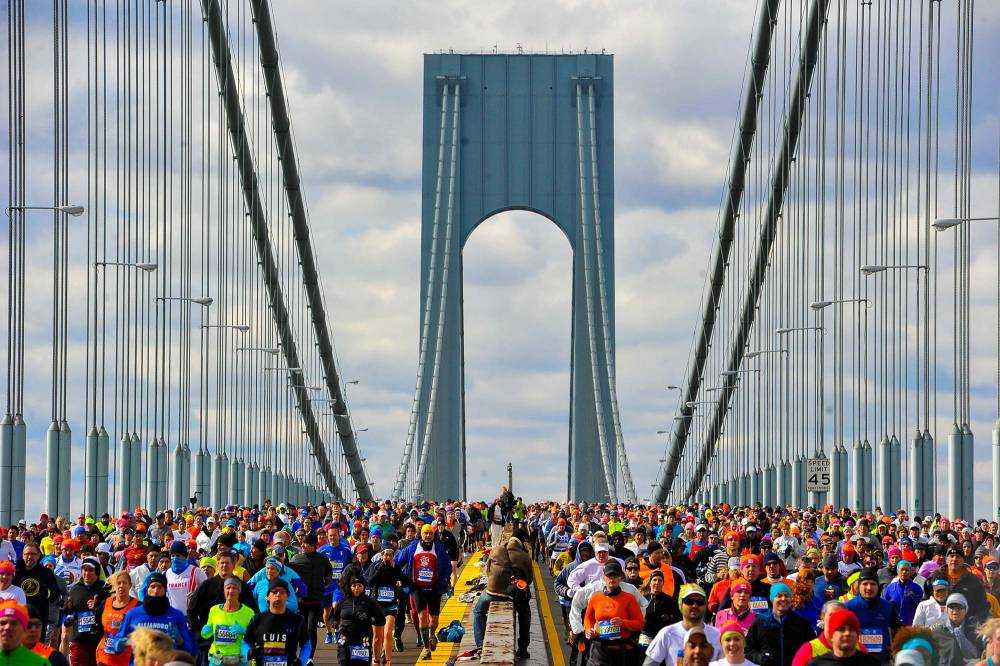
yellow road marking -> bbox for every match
[532,560,567,666]
[424,551,483,664]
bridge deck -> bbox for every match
[313,550,567,665]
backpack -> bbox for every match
[437,619,465,643]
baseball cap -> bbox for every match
[893,649,927,666]
[594,542,610,553]
[684,625,707,643]
[946,593,968,609]
[930,577,950,590]
[678,583,707,602]
[603,561,624,577]
[81,557,100,570]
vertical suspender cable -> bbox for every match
[391,84,450,500]
[574,81,617,503]
[414,82,461,501]
[682,0,831,500]
[201,0,345,499]
[653,0,781,503]
[586,85,636,503]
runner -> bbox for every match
[397,524,451,659]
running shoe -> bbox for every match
[393,636,404,652]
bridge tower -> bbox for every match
[392,53,636,503]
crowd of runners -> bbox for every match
[0,490,997,666]
[526,501,1000,666]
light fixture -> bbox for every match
[685,400,718,408]
[203,324,250,332]
[157,296,213,306]
[96,261,158,272]
[809,298,868,311]
[263,366,302,372]
[932,215,1000,231]
[720,369,760,377]
[236,346,279,355]
[860,264,927,275]
[744,349,787,359]
[9,204,85,216]
[775,326,823,335]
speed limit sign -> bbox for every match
[806,457,831,493]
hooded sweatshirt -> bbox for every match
[108,572,198,657]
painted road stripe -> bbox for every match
[424,551,484,664]
[532,560,567,666]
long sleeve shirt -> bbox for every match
[584,589,644,643]
[569,580,647,635]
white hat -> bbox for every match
[594,542,609,553]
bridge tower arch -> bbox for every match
[392,53,635,503]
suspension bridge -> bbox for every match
[1,0,998,523]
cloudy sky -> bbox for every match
[3,1,1000,517]
[262,1,999,508]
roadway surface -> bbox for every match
[313,549,569,665]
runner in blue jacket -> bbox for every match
[106,571,198,657]
[881,560,923,626]
[844,567,901,664]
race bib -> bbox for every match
[77,610,96,634]
[349,644,370,660]
[377,586,396,603]
[749,597,769,613]
[332,560,344,575]
[417,565,434,584]
[262,657,287,666]
[216,624,240,644]
[859,628,883,653]
[596,620,621,641]
[638,633,652,646]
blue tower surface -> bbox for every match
[414,53,618,502]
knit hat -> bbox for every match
[825,608,860,638]
[0,600,28,628]
[268,578,290,593]
[718,620,745,640]
[857,567,880,585]
[731,581,751,594]
[769,582,792,602]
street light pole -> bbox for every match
[507,462,513,493]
